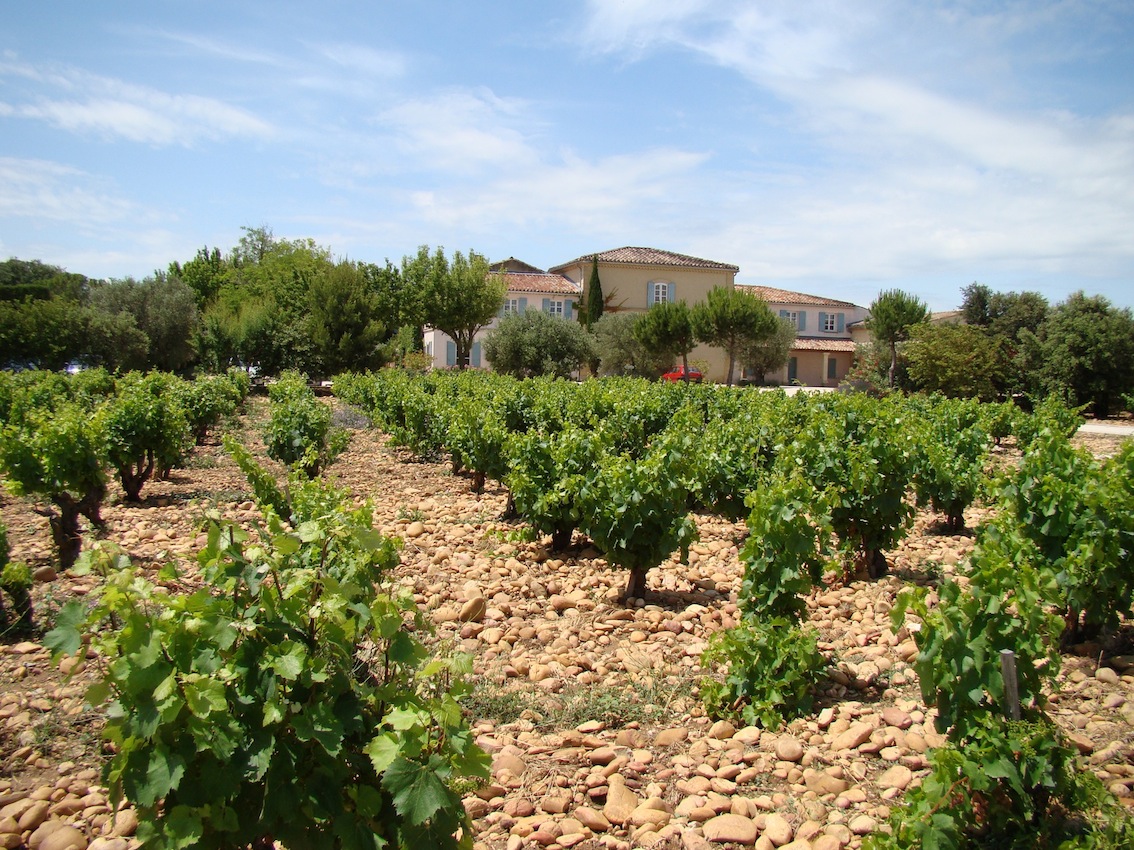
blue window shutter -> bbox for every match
[565,300,574,320]
[647,283,655,307]
[497,303,505,318]
[445,340,456,367]
[472,342,482,368]
[828,357,838,380]
[667,282,675,303]
[798,311,807,332]
[837,313,845,333]
[779,309,789,319]
[542,297,551,313]
[518,297,527,314]
[819,312,828,332]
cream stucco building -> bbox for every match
[424,247,871,386]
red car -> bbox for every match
[662,365,703,383]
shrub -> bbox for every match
[47,465,488,850]
[99,373,193,501]
[700,617,827,731]
[0,402,107,570]
[0,522,33,633]
[264,373,348,477]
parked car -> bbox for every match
[662,365,703,383]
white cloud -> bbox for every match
[407,147,709,234]
[0,58,274,146]
[0,157,136,224]
[313,43,406,78]
[576,0,1134,303]
[379,88,536,173]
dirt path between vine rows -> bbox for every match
[1,404,1132,850]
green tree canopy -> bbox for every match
[169,247,229,308]
[740,316,796,384]
[692,287,780,386]
[307,261,388,376]
[591,312,672,378]
[483,310,596,379]
[88,275,199,373]
[583,257,604,329]
[409,246,505,369]
[867,289,930,387]
[633,300,696,379]
[1030,292,1134,418]
[905,322,1005,401]
[0,259,90,303]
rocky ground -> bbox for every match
[1,400,1132,850]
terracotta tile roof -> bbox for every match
[490,257,546,274]
[737,284,861,309]
[501,271,581,296]
[550,247,739,273]
[790,338,858,353]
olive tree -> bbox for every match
[483,310,596,379]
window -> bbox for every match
[827,357,838,380]
[648,281,674,307]
[503,298,519,316]
[818,311,844,333]
[545,299,564,317]
[783,311,799,329]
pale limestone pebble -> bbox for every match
[703,813,758,845]
[761,812,794,846]
[774,736,805,763]
[849,814,878,836]
[707,720,736,740]
[602,775,639,826]
[655,727,690,747]
[877,765,914,792]
[804,768,849,796]
[36,824,89,850]
[1095,666,1121,685]
[574,806,611,832]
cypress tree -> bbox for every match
[584,257,604,329]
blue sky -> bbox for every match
[2,1,1132,312]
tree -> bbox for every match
[307,261,388,376]
[1031,292,1134,418]
[691,287,780,386]
[740,316,796,384]
[0,297,91,371]
[583,257,604,329]
[959,282,993,327]
[633,301,696,380]
[99,374,193,501]
[411,246,505,369]
[88,275,199,373]
[0,259,90,303]
[483,310,596,379]
[0,403,107,570]
[169,246,229,308]
[905,323,1005,401]
[591,312,671,378]
[867,289,930,387]
[363,259,425,350]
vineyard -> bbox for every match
[1,368,1134,849]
